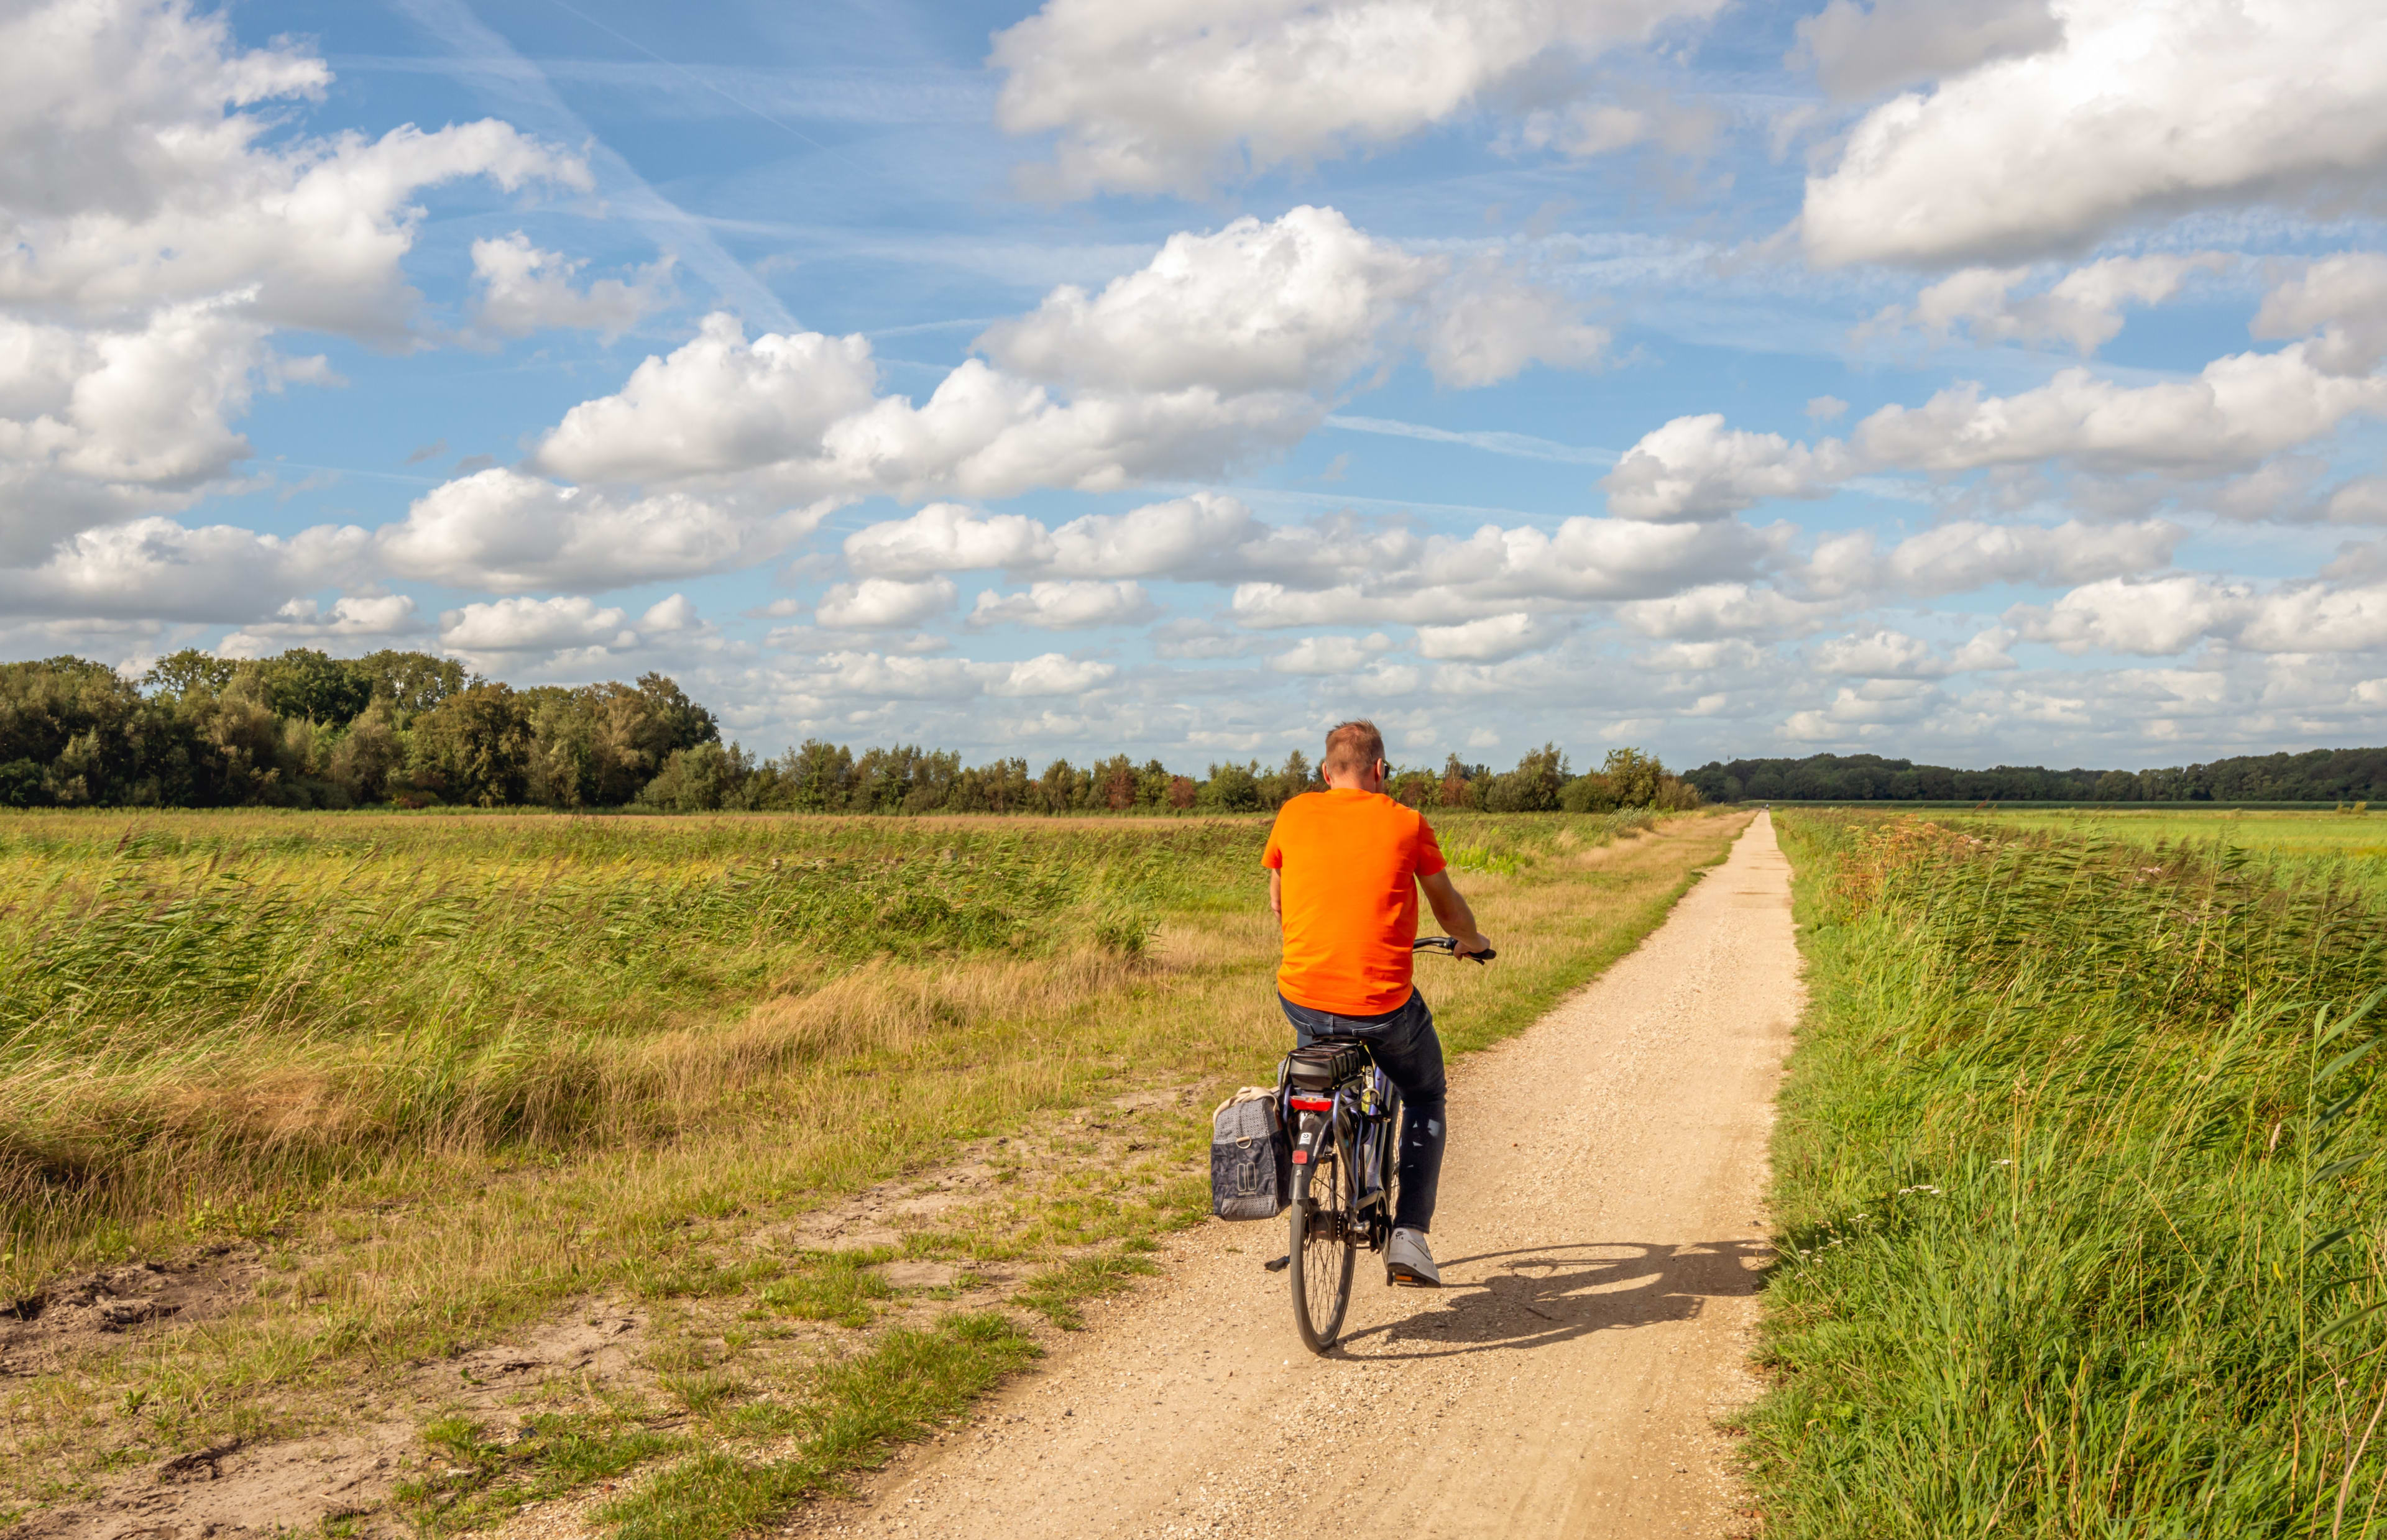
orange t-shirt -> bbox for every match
[1262,789,1447,1015]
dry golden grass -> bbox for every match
[0,808,1745,1532]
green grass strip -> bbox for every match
[600,1313,1040,1540]
[1749,812,2387,1539]
[1012,1247,1163,1331]
[397,1410,686,1536]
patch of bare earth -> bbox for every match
[2,1088,1208,1540]
[2,1254,264,1380]
[7,1288,652,1540]
[12,1424,419,1540]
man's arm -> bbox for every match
[1268,867,1282,925]
[1418,869,1491,955]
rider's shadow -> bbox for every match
[1331,1238,1773,1360]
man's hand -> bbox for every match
[1453,930,1494,958]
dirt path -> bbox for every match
[814,810,1801,1539]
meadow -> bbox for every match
[0,804,1742,1534]
[1752,808,2387,1536]
[1987,807,2387,899]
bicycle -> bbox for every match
[1278,935,1494,1354]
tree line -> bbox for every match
[1688,749,2387,804]
[2,650,719,809]
[0,652,1703,814]
[742,741,1701,816]
[24,649,2377,812]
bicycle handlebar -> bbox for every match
[1412,935,1496,964]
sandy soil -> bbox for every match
[2,1251,264,1380]
[803,809,1801,1539]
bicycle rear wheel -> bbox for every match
[1289,1140,1358,1353]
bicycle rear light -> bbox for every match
[1287,1096,1333,1111]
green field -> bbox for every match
[0,805,1742,1534]
[1753,809,2387,1536]
[1986,807,2387,909]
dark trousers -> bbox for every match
[1278,989,1448,1234]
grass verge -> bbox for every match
[2,807,1745,1535]
[1749,811,2387,1537]
[600,1312,1040,1540]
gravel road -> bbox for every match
[824,810,1801,1539]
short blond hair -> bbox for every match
[1322,720,1386,776]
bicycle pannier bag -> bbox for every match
[1210,1088,1289,1221]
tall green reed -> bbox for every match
[0,816,1264,1254]
[1752,814,2387,1538]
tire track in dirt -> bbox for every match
[806,810,1801,1538]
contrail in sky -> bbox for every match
[385,0,799,332]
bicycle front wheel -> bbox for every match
[1289,1143,1357,1354]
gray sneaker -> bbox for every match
[1386,1227,1441,1287]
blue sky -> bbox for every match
[7,0,2387,772]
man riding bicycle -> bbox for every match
[1264,720,1492,1287]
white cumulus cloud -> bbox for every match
[1412,612,1567,661]
[1603,415,1852,520]
[0,0,584,562]
[0,300,290,558]
[2013,571,2387,656]
[978,207,1602,393]
[1802,0,2387,265]
[1615,334,2387,531]
[518,209,1594,513]
[1225,516,1774,628]
[988,0,1727,198]
[1852,345,2387,474]
[1811,626,2018,677]
[640,593,701,634]
[2251,253,2387,375]
[775,649,1115,704]
[0,515,367,621]
[439,595,635,655]
[471,234,673,341]
[1267,633,1394,674]
[528,318,1316,505]
[531,314,881,486]
[2013,574,2248,654]
[847,493,1264,582]
[400,208,1609,593]
[2237,581,2387,653]
[1805,518,2185,598]
[1862,253,2232,355]
[815,576,959,630]
[968,580,1156,630]
[218,594,420,658]
[1791,0,2063,99]
[378,467,833,594]
[1615,582,1837,639]
[0,0,586,332]
[990,653,1116,696]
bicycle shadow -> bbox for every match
[1325,1237,1773,1361]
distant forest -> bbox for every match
[1,651,1699,814]
[14,650,2374,813]
[1686,750,2387,804]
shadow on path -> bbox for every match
[1326,1237,1773,1362]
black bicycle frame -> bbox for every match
[1285,1054,1401,1250]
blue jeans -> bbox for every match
[1278,989,1447,1234]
